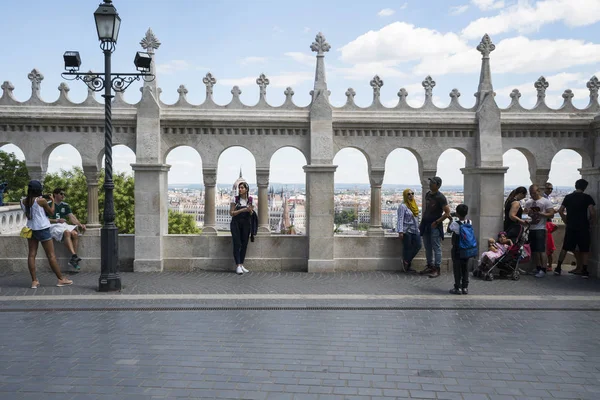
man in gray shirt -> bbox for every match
[524,184,555,278]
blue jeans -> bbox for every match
[402,233,422,265]
[423,227,442,268]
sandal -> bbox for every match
[56,278,73,287]
[31,281,40,289]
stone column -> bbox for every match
[256,168,270,235]
[462,167,508,253]
[83,169,101,229]
[202,167,217,236]
[533,168,551,188]
[27,165,46,183]
[304,164,337,272]
[419,169,436,212]
[367,168,385,236]
[580,167,600,277]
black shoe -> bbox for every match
[461,288,468,295]
[554,268,562,276]
[581,271,590,279]
[419,265,434,275]
[449,288,461,295]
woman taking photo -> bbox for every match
[230,181,254,275]
[397,188,421,273]
[503,186,528,241]
[20,180,73,288]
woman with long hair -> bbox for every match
[229,181,254,275]
[397,188,421,273]
[20,180,73,288]
[503,186,528,241]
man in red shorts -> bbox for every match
[554,179,597,278]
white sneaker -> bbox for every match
[241,265,249,273]
[236,266,244,275]
[535,270,545,278]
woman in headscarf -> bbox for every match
[397,188,422,273]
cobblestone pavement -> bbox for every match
[0,308,599,400]
[1,271,599,399]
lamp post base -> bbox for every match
[99,225,121,292]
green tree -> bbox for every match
[0,150,29,202]
[168,210,201,234]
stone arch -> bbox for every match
[436,149,467,191]
[0,144,26,161]
[44,144,83,174]
[165,145,203,185]
[549,149,584,187]
[96,144,136,172]
[333,146,372,171]
[384,147,424,174]
[503,148,534,188]
[268,145,309,167]
[217,146,257,185]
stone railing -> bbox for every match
[0,205,25,235]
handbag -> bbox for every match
[20,226,32,239]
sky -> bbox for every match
[1,0,599,188]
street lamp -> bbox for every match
[61,0,154,292]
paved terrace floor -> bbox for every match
[0,270,599,400]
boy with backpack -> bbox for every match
[447,204,477,295]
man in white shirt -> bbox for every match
[524,184,555,278]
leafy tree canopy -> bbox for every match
[0,151,29,202]
[168,209,202,234]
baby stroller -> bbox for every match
[474,225,529,281]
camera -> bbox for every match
[42,194,51,200]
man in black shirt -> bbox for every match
[554,179,597,278]
[419,176,451,278]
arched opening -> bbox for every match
[0,144,27,203]
[383,149,420,232]
[437,149,466,214]
[47,144,83,175]
[333,148,369,235]
[549,149,582,192]
[503,149,533,190]
[269,147,307,235]
[217,147,256,231]
[101,145,136,177]
[165,146,203,233]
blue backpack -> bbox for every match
[458,220,478,259]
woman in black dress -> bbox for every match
[503,186,528,241]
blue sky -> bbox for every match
[1,0,599,187]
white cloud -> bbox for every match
[462,0,600,40]
[156,60,191,75]
[221,72,313,88]
[332,61,407,81]
[239,56,267,65]
[400,2,408,10]
[378,8,395,17]
[471,0,505,11]
[450,5,470,15]
[340,22,470,65]
[303,27,311,33]
[285,52,315,67]
[414,36,600,76]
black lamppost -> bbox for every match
[61,0,154,292]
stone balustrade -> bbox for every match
[0,205,25,235]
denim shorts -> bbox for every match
[31,228,52,242]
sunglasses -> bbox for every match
[59,192,66,196]
[407,192,415,196]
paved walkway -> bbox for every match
[1,271,599,399]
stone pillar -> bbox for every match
[256,168,270,235]
[462,167,508,253]
[202,167,217,236]
[580,167,600,277]
[83,169,101,229]
[533,168,550,188]
[304,165,337,272]
[131,163,170,272]
[367,168,385,236]
[419,169,436,212]
[27,165,46,183]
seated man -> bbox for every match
[47,188,86,271]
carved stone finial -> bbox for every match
[256,73,270,97]
[1,81,15,94]
[510,89,521,100]
[422,76,436,98]
[477,34,496,58]
[370,75,384,99]
[562,89,574,100]
[28,68,44,95]
[58,82,70,95]
[177,84,188,101]
[587,75,599,101]
[534,76,549,101]
[397,88,408,102]
[450,88,461,99]
[310,32,331,55]
[140,28,161,54]
[231,86,242,98]
[284,87,294,101]
[202,72,217,100]
[346,88,356,103]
